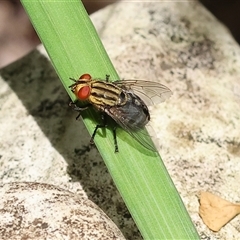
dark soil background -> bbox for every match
[0,0,239,68]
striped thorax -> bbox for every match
[70,74,128,110]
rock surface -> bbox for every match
[0,182,125,239]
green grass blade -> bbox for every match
[21,1,200,239]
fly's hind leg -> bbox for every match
[113,126,119,153]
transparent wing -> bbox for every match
[113,80,172,106]
[105,108,157,151]
[125,125,157,152]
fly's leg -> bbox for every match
[69,101,93,153]
[70,99,119,152]
[69,101,91,120]
[90,112,119,152]
[90,112,107,145]
[113,126,119,153]
[106,74,110,82]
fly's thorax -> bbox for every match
[89,81,128,107]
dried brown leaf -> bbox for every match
[199,191,240,231]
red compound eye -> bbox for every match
[79,73,92,81]
[77,86,91,100]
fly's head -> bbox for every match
[69,74,92,101]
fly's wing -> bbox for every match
[113,80,172,106]
[127,127,157,151]
[105,109,157,151]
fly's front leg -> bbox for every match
[69,101,91,120]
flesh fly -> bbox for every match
[69,73,172,152]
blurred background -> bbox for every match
[0,0,240,68]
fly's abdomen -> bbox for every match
[107,92,150,130]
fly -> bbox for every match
[69,73,172,152]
